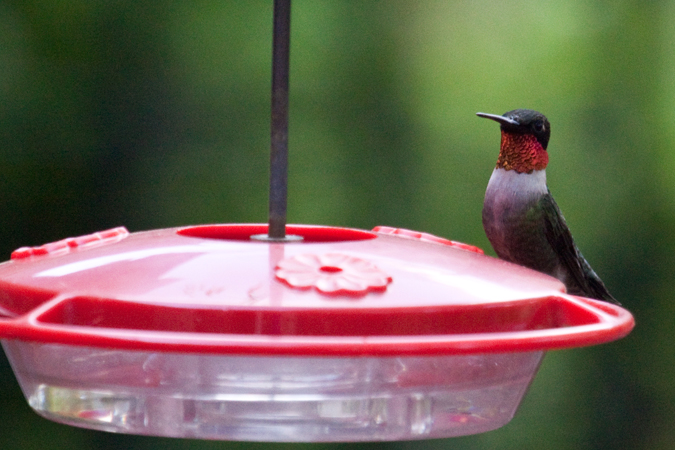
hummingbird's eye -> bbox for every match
[533,120,545,133]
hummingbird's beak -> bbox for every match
[476,112,520,127]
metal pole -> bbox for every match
[268,0,291,239]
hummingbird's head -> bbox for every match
[476,109,550,173]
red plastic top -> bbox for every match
[0,224,634,356]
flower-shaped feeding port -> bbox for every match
[275,253,392,295]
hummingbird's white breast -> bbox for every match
[485,167,548,203]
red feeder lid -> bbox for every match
[0,224,634,356]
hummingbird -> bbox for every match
[477,109,617,303]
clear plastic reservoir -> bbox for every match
[4,341,543,441]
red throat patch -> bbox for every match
[496,132,549,173]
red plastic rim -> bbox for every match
[0,295,633,356]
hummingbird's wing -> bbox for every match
[540,191,618,303]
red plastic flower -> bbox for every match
[275,253,392,295]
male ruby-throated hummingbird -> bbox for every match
[477,109,617,303]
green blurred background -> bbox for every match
[0,0,671,449]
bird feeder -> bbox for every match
[0,0,633,443]
[0,224,633,442]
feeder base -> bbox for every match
[3,340,543,442]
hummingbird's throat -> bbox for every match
[497,132,549,173]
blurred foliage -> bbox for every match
[0,0,672,449]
